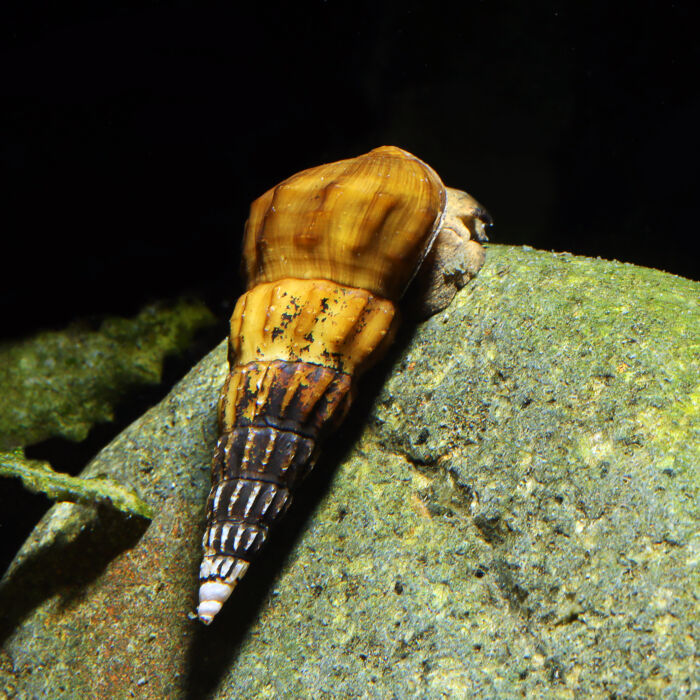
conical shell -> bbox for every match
[199,358,351,623]
[242,146,447,301]
[198,146,450,624]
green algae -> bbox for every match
[0,448,152,519]
[0,299,216,450]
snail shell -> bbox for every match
[198,146,486,624]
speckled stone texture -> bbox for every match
[1,245,697,699]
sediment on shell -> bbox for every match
[229,278,399,376]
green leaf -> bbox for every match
[0,448,152,519]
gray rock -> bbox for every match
[1,244,697,699]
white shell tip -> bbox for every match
[197,581,234,624]
[197,600,222,625]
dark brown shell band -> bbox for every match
[199,359,353,613]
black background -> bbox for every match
[2,1,698,341]
[1,2,698,569]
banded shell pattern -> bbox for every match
[198,146,450,623]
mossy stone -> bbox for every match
[1,245,697,698]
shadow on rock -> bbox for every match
[182,353,395,698]
[0,504,150,645]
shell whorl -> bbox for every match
[242,145,447,300]
[198,146,447,624]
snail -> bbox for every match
[198,146,491,624]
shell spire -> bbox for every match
[198,146,449,623]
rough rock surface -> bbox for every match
[1,245,697,699]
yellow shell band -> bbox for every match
[228,278,399,375]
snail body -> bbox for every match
[198,146,489,624]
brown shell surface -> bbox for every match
[242,145,447,301]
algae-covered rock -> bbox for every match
[0,245,697,698]
[0,299,216,450]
